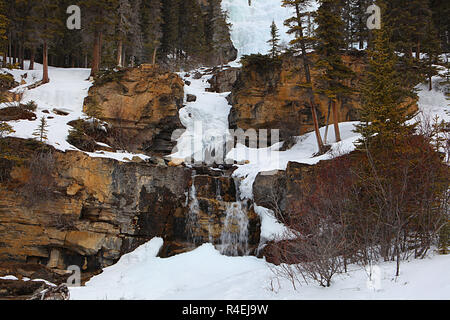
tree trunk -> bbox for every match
[294,3,324,152]
[13,41,17,65]
[117,39,123,67]
[2,50,6,67]
[429,75,432,91]
[332,99,341,142]
[416,41,420,60]
[19,41,25,69]
[29,46,35,70]
[324,100,332,144]
[152,47,157,65]
[90,31,100,76]
[42,41,49,84]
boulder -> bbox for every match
[83,67,184,155]
[186,94,197,102]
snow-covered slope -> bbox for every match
[69,237,450,300]
[1,62,150,162]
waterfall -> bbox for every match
[219,178,250,256]
[186,182,201,245]
[219,201,250,256]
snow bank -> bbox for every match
[70,237,450,300]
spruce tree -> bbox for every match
[315,0,354,143]
[140,0,162,65]
[33,116,49,142]
[80,0,118,76]
[355,27,416,147]
[282,0,325,152]
[267,20,281,59]
[209,1,232,68]
[0,0,9,67]
[30,0,62,83]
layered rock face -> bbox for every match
[83,67,184,155]
[228,54,366,142]
[0,139,261,277]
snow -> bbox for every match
[0,275,18,280]
[229,122,361,200]
[223,0,318,57]
[70,237,450,300]
[170,71,232,163]
[1,62,151,163]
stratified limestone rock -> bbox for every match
[83,67,184,155]
[0,139,261,279]
[229,53,418,144]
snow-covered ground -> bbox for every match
[69,237,450,300]
[1,62,149,162]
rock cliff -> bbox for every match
[0,138,260,279]
[83,66,184,155]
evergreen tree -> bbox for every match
[179,0,207,64]
[0,121,14,138]
[161,0,180,61]
[267,20,281,59]
[209,1,232,68]
[282,0,325,152]
[33,116,49,142]
[80,0,119,76]
[31,0,62,83]
[0,0,8,67]
[315,0,354,143]
[355,26,416,147]
[430,0,450,52]
[116,0,133,67]
[140,0,162,65]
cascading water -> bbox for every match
[186,174,251,256]
[186,182,201,245]
[219,178,250,256]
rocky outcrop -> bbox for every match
[229,53,419,143]
[207,67,240,93]
[83,67,184,155]
[253,162,316,223]
[0,138,261,280]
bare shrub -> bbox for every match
[268,130,448,285]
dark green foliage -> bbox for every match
[93,68,127,86]
[268,20,281,59]
[240,54,282,74]
[67,120,97,152]
[22,100,37,112]
[355,27,417,146]
[32,116,49,142]
[314,0,354,100]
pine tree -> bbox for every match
[80,0,119,76]
[33,116,49,142]
[355,26,416,147]
[349,0,371,50]
[430,0,450,52]
[179,0,207,64]
[30,0,62,83]
[315,0,354,143]
[282,0,325,153]
[209,0,232,68]
[0,0,9,67]
[0,121,14,138]
[267,20,281,59]
[116,0,133,67]
[140,0,162,65]
[161,0,180,61]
